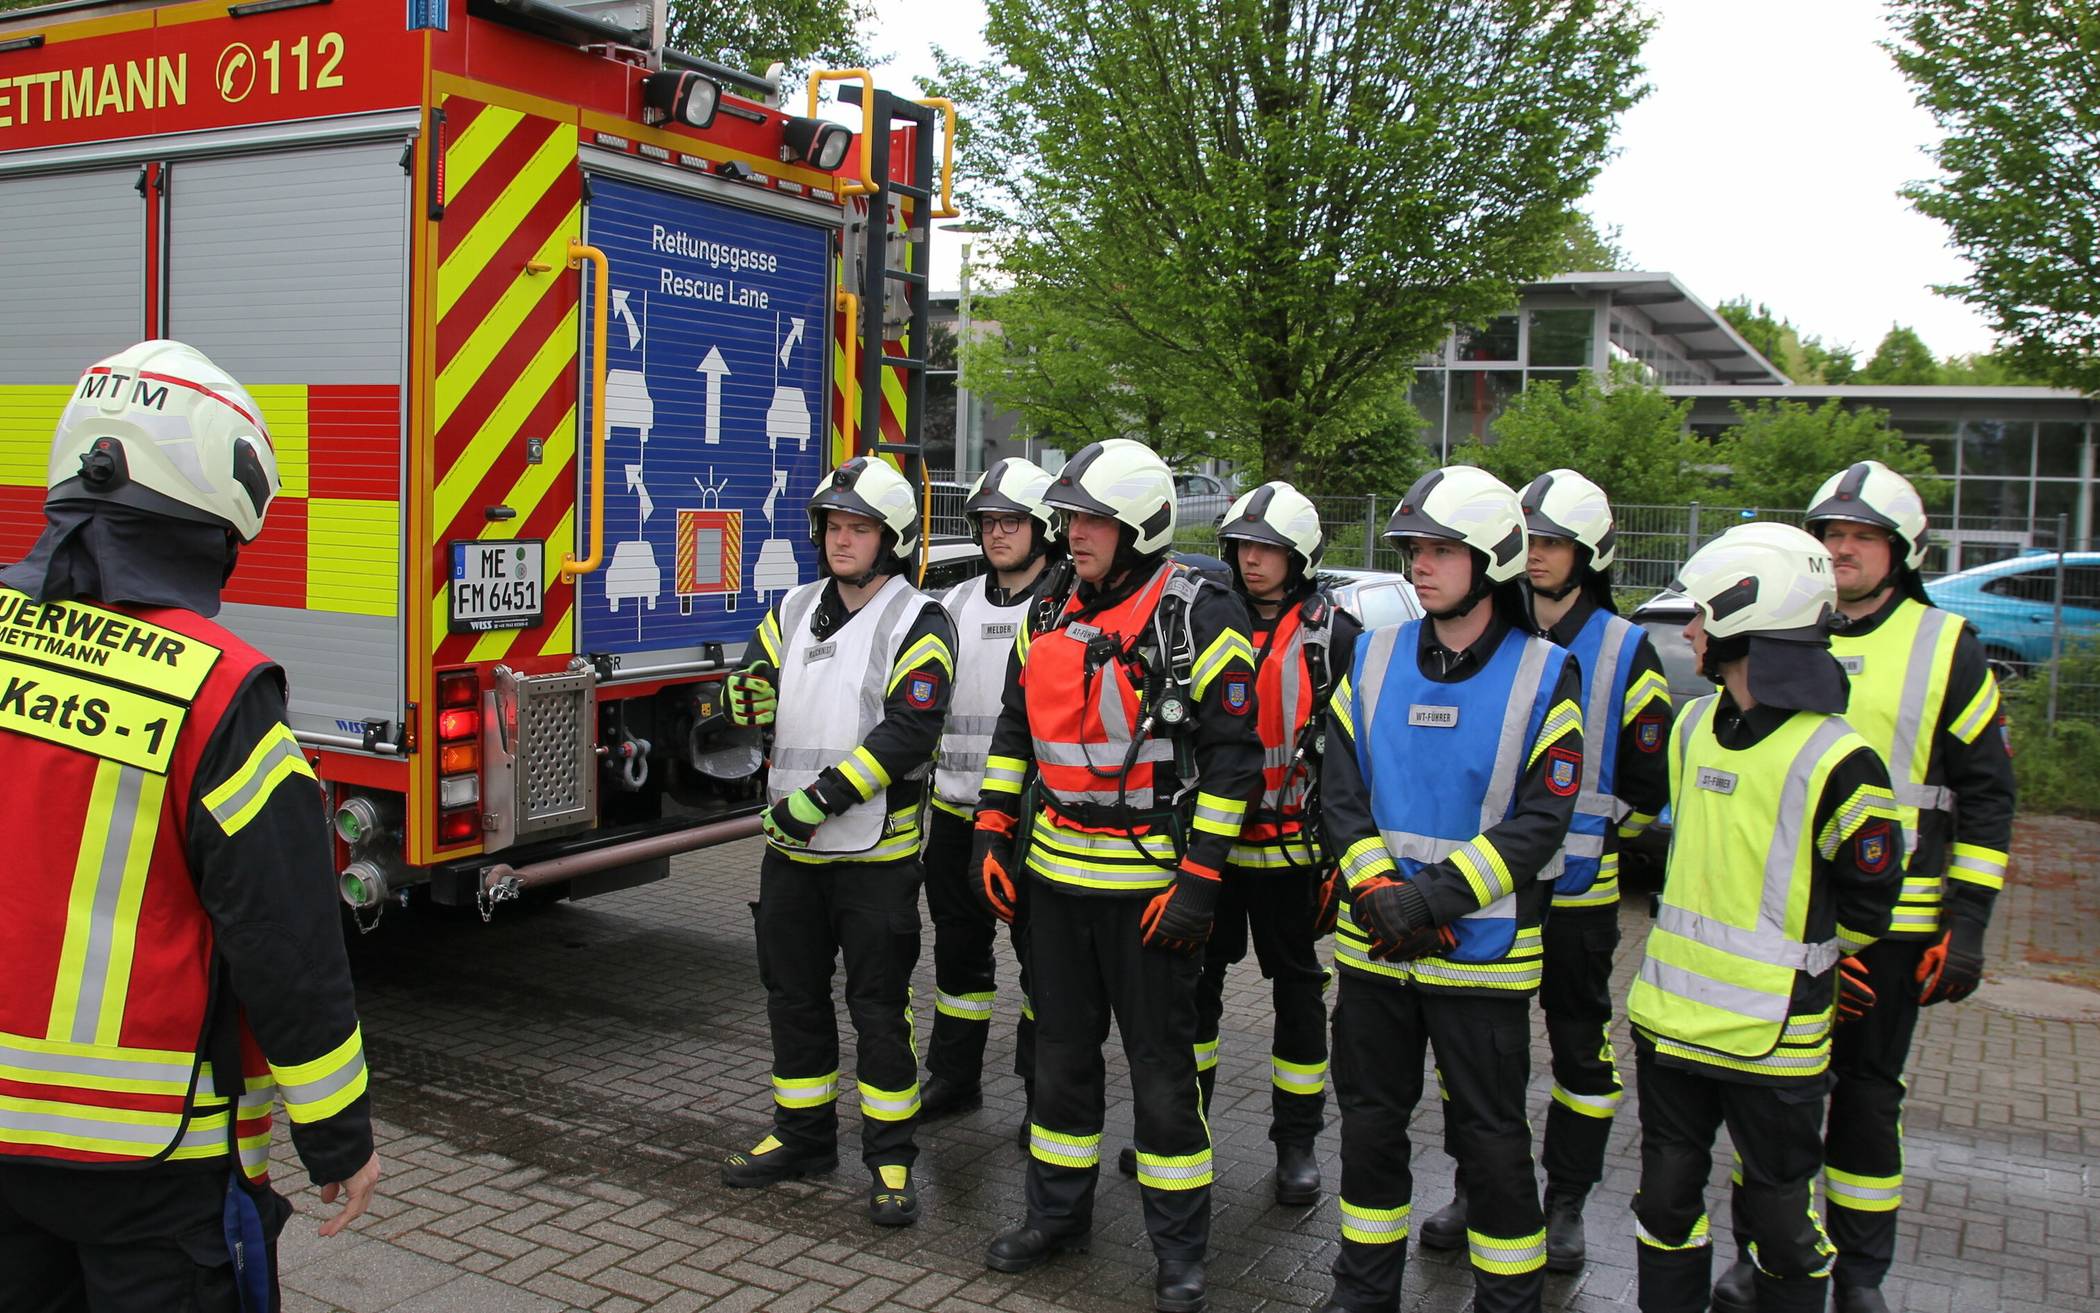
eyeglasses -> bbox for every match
[979,514,1030,535]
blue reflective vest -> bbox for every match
[1349,620,1570,968]
[1554,608,1644,905]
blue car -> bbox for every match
[1923,551,2100,673]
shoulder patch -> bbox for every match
[1222,671,1252,714]
[1856,820,1894,875]
[905,671,942,709]
[1545,744,1580,796]
[1634,712,1665,753]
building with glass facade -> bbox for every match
[1411,272,2097,564]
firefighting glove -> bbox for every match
[725,669,776,727]
[971,810,1021,923]
[1310,867,1343,938]
[1916,911,1988,1005]
[1836,955,1877,1023]
[761,788,827,849]
[1353,876,1452,960]
[1141,862,1220,955]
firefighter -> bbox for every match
[1418,469,1670,1269]
[1711,463,2016,1313]
[1318,466,1582,1313]
[0,341,378,1311]
[1194,481,1359,1205]
[972,438,1261,1313]
[1630,522,1903,1313]
[919,458,1065,1129]
[718,457,955,1228]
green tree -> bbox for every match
[931,0,1651,483]
[1552,209,1634,275]
[1890,1,2100,395]
[1715,298,1858,384]
[665,0,872,76]
[1451,372,1710,505]
[1715,399,1947,509]
[1857,324,1942,384]
[1939,350,2050,386]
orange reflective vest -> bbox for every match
[1025,561,1180,817]
[1239,603,1325,847]
[0,593,283,1181]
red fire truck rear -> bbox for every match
[0,0,951,919]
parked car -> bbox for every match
[1627,590,1713,704]
[1173,470,1238,528]
[1319,567,1424,630]
[1924,550,2100,675]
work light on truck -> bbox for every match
[783,116,852,172]
[641,69,721,130]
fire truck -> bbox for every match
[0,0,951,918]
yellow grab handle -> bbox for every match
[836,289,860,458]
[807,69,877,197]
[563,239,610,582]
[915,97,960,219]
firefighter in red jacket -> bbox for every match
[973,439,1262,1313]
[1195,481,1359,1205]
[0,341,378,1312]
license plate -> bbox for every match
[449,540,544,633]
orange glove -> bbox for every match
[971,810,1020,924]
[1352,875,1452,961]
[1915,920,1985,1005]
[1141,861,1220,955]
[1310,868,1342,937]
[1836,955,1876,1023]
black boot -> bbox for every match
[721,1135,837,1188]
[1155,1258,1207,1313]
[919,1074,983,1123]
[1710,1258,1757,1313]
[1118,1145,1138,1177]
[868,1164,919,1227]
[1418,1184,1467,1251]
[985,1223,1089,1273]
[1543,1184,1587,1272]
[1275,1142,1320,1206]
[1834,1284,1891,1313]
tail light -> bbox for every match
[434,668,482,845]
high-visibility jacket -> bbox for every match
[1336,619,1572,993]
[1829,597,2002,937]
[0,592,364,1180]
[932,574,1032,816]
[768,574,930,861]
[1007,561,1256,894]
[1628,697,1871,1079]
[1552,608,1646,907]
[1228,599,1334,871]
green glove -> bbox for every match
[726,669,776,727]
[762,788,828,848]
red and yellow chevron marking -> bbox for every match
[425,93,583,667]
[0,384,398,610]
[674,508,743,595]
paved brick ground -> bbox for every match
[272,816,2100,1312]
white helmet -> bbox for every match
[1804,460,1929,572]
[964,457,1058,548]
[1043,438,1176,556]
[1384,465,1527,585]
[1669,522,1836,643]
[1518,468,1616,571]
[47,340,278,542]
[809,455,920,570]
[1219,480,1324,576]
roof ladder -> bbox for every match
[839,86,937,494]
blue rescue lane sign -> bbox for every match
[578,177,832,658]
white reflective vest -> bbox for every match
[767,575,926,854]
[935,576,1026,810]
